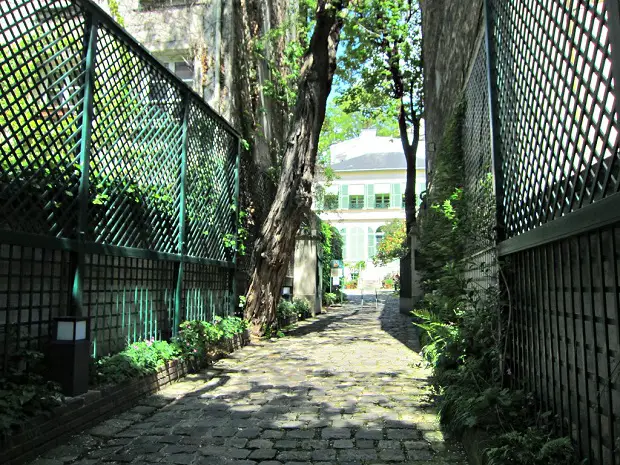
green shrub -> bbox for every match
[264,326,286,339]
[320,221,343,294]
[93,316,249,384]
[93,339,179,385]
[323,292,337,306]
[277,300,296,319]
[175,316,250,359]
[293,297,312,319]
[215,316,249,339]
[485,429,576,465]
[0,350,63,439]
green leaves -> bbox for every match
[94,339,180,386]
[277,300,297,319]
[485,429,576,465]
[293,298,312,319]
[174,317,249,363]
[373,218,407,265]
[319,221,343,294]
[336,0,423,113]
[0,351,64,439]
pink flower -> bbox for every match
[193,349,198,353]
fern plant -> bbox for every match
[485,429,576,465]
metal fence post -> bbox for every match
[483,0,504,244]
[604,0,620,126]
[71,13,99,317]
[230,139,241,316]
[174,92,191,335]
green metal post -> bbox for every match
[230,139,241,316]
[174,92,191,335]
[72,14,99,317]
[483,0,504,243]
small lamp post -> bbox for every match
[49,317,90,396]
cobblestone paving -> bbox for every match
[32,294,467,465]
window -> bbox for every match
[376,226,385,245]
[347,184,364,209]
[324,193,338,210]
[140,0,192,11]
[375,194,390,208]
[149,59,193,105]
[173,61,194,86]
[157,60,195,88]
[349,195,364,209]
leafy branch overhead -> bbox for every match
[339,0,423,114]
[336,0,423,229]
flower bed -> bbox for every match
[0,359,190,465]
[0,317,250,465]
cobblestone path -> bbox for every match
[33,295,467,465]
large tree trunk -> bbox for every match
[244,0,348,336]
[398,102,420,233]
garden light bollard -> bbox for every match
[48,317,91,396]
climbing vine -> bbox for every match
[253,0,315,111]
[319,220,343,295]
[106,0,124,26]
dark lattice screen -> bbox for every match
[463,41,496,254]
[507,225,620,464]
[490,0,620,237]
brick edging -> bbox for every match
[0,332,250,465]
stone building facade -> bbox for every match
[421,0,484,177]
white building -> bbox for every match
[318,127,426,287]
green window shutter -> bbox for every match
[390,183,401,208]
[365,184,374,209]
[368,227,376,258]
[339,185,349,209]
[350,227,364,261]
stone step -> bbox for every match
[359,279,381,290]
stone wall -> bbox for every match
[293,215,322,316]
[421,0,484,177]
[95,0,238,125]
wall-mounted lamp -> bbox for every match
[281,286,292,301]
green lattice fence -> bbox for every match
[0,0,240,370]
